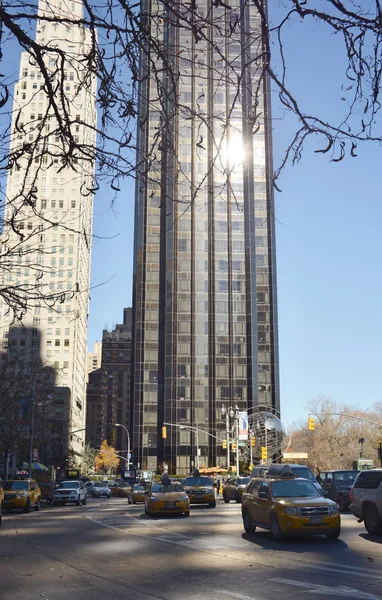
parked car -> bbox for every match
[242,476,340,540]
[222,476,250,503]
[3,479,41,513]
[85,481,95,496]
[92,482,111,498]
[53,480,87,506]
[319,470,359,511]
[350,469,382,535]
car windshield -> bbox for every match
[152,483,184,493]
[290,467,317,482]
[134,485,144,490]
[237,477,250,486]
[94,482,106,487]
[334,471,359,482]
[271,480,321,498]
[3,481,28,490]
[58,481,79,489]
[184,477,213,487]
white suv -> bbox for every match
[350,469,382,535]
[54,480,87,506]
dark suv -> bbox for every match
[319,470,359,511]
[350,469,382,535]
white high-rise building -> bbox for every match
[0,0,97,460]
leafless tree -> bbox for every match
[1,0,382,316]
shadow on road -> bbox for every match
[241,531,348,552]
[359,532,382,544]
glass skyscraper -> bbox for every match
[132,0,279,472]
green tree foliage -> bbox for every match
[80,443,97,478]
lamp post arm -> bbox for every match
[163,422,225,443]
[317,413,382,427]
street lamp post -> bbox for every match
[221,405,240,474]
[38,395,52,465]
[115,423,131,470]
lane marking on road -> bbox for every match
[270,578,382,599]
[87,515,380,585]
[218,591,262,600]
[300,559,381,579]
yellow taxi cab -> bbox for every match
[3,479,41,513]
[132,483,147,503]
[145,479,190,517]
[241,476,340,540]
[222,476,250,503]
[118,483,133,503]
[183,475,216,508]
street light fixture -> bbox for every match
[115,423,131,470]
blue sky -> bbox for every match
[2,3,381,428]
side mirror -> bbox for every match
[258,491,269,499]
[322,489,328,497]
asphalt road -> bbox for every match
[1,496,382,600]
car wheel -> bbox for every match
[92,491,96,497]
[75,496,81,506]
[337,494,346,512]
[223,493,229,504]
[364,505,382,535]
[209,502,216,508]
[242,509,256,534]
[270,513,284,541]
[23,499,31,513]
[34,498,41,511]
[326,528,341,540]
[235,492,241,504]
[0,507,2,527]
[133,500,136,504]
[184,511,190,517]
[82,497,87,506]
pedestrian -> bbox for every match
[216,478,221,496]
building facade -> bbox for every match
[99,309,132,470]
[0,0,97,460]
[132,1,279,472]
[87,341,102,378]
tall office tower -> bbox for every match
[0,0,97,460]
[132,1,279,472]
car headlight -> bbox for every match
[182,496,189,501]
[285,507,298,516]
[150,496,159,502]
[330,505,340,515]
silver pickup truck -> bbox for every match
[53,480,87,506]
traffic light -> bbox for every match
[162,426,167,439]
[222,440,227,449]
[308,417,315,431]
[261,446,267,461]
[232,442,237,451]
[251,436,256,447]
